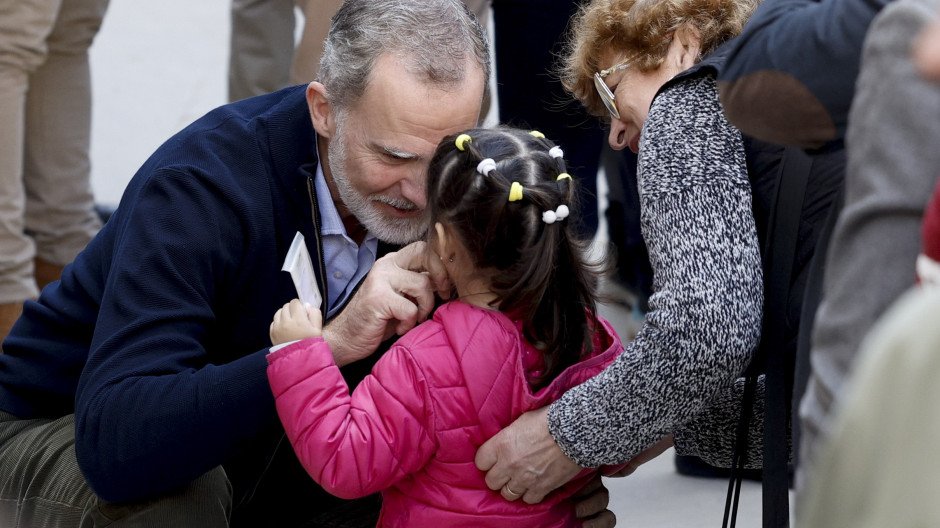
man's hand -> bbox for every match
[322,241,450,366]
[572,474,616,528]
[474,406,583,504]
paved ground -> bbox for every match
[87,1,765,525]
[595,285,763,526]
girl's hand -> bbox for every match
[270,299,323,345]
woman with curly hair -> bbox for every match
[475,0,783,505]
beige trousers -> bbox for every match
[229,0,490,102]
[0,0,106,304]
[228,0,305,102]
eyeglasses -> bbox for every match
[594,60,632,121]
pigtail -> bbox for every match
[513,134,601,386]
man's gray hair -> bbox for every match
[318,0,490,110]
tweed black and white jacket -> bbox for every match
[548,74,766,469]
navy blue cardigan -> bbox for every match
[0,86,392,503]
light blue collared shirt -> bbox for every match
[313,162,379,318]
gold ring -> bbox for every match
[504,484,522,497]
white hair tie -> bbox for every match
[542,205,570,224]
[477,158,497,176]
[549,146,564,159]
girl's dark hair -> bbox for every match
[427,127,603,386]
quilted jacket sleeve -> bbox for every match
[267,338,438,499]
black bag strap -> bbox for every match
[724,145,812,528]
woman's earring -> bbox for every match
[448,257,454,263]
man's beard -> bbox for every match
[327,120,429,245]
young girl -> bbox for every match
[266,127,625,527]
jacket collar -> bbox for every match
[655,39,733,102]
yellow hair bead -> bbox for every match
[455,134,472,151]
[529,130,545,138]
[508,182,524,202]
[556,173,572,181]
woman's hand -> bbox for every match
[474,406,583,504]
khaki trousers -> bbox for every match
[0,411,232,527]
[0,0,105,304]
[228,0,490,102]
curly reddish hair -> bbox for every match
[560,0,757,117]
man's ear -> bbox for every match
[306,81,335,139]
[673,24,702,69]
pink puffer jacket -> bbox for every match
[267,301,624,527]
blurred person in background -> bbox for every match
[0,0,108,344]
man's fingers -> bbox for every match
[580,509,616,528]
[486,474,510,494]
[386,294,420,336]
[404,281,436,323]
[373,246,437,314]
[391,241,431,272]
[393,313,418,337]
[572,474,609,517]
[571,472,604,499]
[391,241,451,299]
[321,243,441,365]
[420,244,451,297]
[603,464,637,478]
[385,266,436,323]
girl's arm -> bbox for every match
[267,338,438,499]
